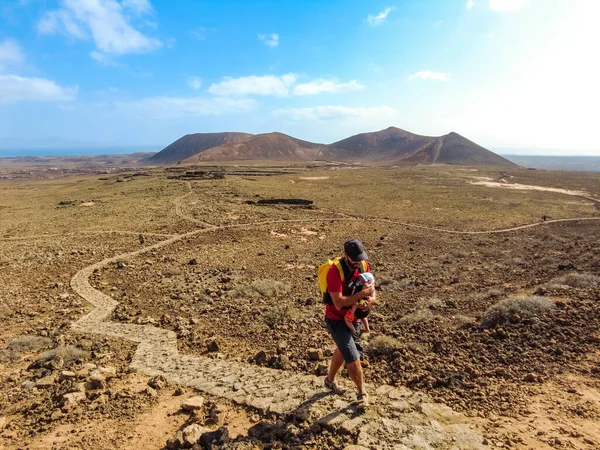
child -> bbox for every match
[344,272,375,337]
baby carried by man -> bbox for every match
[344,272,375,337]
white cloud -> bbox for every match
[190,26,216,40]
[38,9,88,39]
[367,7,392,26]
[207,74,364,97]
[274,105,396,122]
[208,73,297,97]
[38,0,162,61]
[0,39,24,71]
[90,50,116,65]
[188,76,202,90]
[293,79,365,96]
[466,0,475,9]
[489,0,525,11]
[0,74,78,104]
[121,0,152,15]
[258,33,279,47]
[118,96,256,118]
[408,70,451,81]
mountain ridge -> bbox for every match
[149,127,517,168]
[147,132,253,165]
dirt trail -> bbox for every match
[2,230,176,241]
[173,181,219,229]
[70,218,488,448]
[64,184,493,447]
[64,185,600,448]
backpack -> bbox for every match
[318,257,368,304]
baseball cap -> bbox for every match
[344,238,368,261]
[359,272,375,284]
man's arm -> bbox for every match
[330,284,375,311]
[358,288,377,311]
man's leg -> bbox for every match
[327,348,345,382]
[346,359,365,394]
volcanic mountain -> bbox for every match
[154,127,517,167]
[146,132,253,165]
[322,127,516,167]
[182,132,324,163]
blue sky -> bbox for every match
[0,0,598,155]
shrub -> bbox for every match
[480,295,554,328]
[8,335,53,352]
[368,335,401,355]
[469,288,503,302]
[397,278,418,290]
[35,345,90,365]
[235,279,291,298]
[511,257,528,267]
[0,349,18,363]
[377,274,393,287]
[263,304,297,328]
[0,304,12,318]
[549,273,600,289]
[422,261,441,271]
[399,309,436,325]
[417,296,444,309]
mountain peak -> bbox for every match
[148,127,516,168]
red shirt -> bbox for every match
[325,259,371,320]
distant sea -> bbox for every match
[502,155,600,173]
[0,146,162,158]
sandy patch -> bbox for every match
[79,202,95,207]
[470,177,589,197]
[298,176,329,180]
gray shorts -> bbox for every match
[325,317,363,363]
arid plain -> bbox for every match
[1,161,599,450]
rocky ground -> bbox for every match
[1,164,599,449]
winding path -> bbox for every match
[70,217,492,449]
[63,181,600,448]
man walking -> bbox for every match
[323,239,376,405]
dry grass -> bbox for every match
[234,279,291,298]
[399,309,437,325]
[368,335,401,355]
[262,304,297,328]
[480,295,554,328]
[35,345,90,365]
[8,335,53,352]
[417,296,444,309]
[0,303,12,318]
[0,349,19,363]
[548,273,600,289]
[468,288,503,303]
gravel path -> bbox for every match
[66,185,600,448]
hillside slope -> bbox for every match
[183,132,323,162]
[147,132,253,165]
[156,127,516,168]
[324,127,517,167]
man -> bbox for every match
[323,238,376,406]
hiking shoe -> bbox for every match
[324,377,346,395]
[357,391,370,406]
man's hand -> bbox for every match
[358,296,376,311]
[360,282,374,299]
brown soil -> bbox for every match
[1,161,599,449]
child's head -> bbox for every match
[358,272,375,286]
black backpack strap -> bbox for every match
[339,257,355,290]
